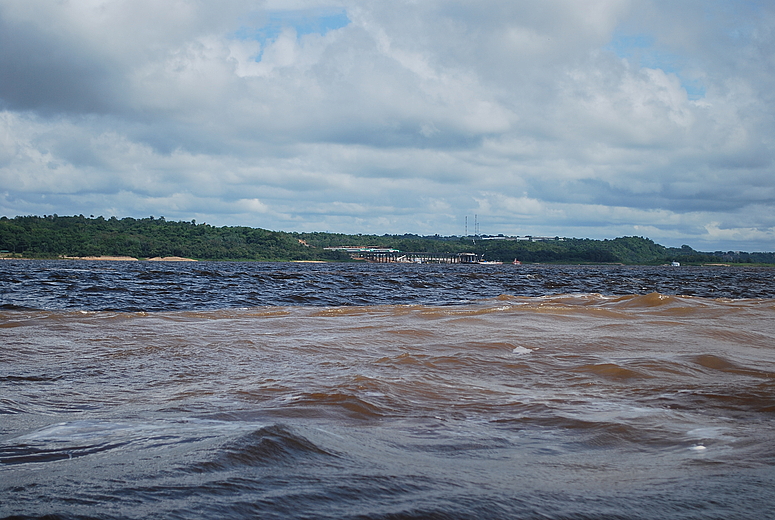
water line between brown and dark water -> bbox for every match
[1,261,774,519]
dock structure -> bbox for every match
[324,247,480,264]
[360,251,482,263]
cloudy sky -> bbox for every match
[1,0,773,250]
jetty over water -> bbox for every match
[324,247,480,264]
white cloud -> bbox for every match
[0,0,773,250]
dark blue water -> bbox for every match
[2,260,774,311]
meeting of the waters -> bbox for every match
[2,261,774,519]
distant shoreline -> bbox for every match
[4,215,774,265]
[63,255,139,261]
[1,255,197,262]
[146,256,197,262]
[1,255,774,267]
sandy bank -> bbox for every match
[146,256,197,262]
[63,256,139,261]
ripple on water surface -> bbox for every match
[1,263,774,519]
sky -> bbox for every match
[0,0,773,251]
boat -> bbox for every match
[513,259,521,265]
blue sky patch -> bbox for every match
[605,31,706,100]
[233,9,350,56]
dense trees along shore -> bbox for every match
[1,215,772,264]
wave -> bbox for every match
[190,424,334,473]
[3,262,775,311]
[2,283,774,520]
[0,419,248,467]
[0,421,137,465]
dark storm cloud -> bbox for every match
[0,13,115,113]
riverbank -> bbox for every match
[146,256,197,262]
[1,255,197,262]
[7,215,775,265]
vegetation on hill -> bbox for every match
[1,215,773,264]
[0,215,350,262]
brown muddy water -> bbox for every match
[1,261,774,519]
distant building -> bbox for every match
[480,235,563,242]
[323,246,401,253]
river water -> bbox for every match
[1,261,774,519]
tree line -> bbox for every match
[0,215,349,262]
[1,215,773,264]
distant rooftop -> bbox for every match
[323,246,401,253]
[479,235,563,242]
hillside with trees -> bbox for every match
[1,215,773,264]
[0,215,350,262]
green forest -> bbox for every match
[1,214,773,264]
